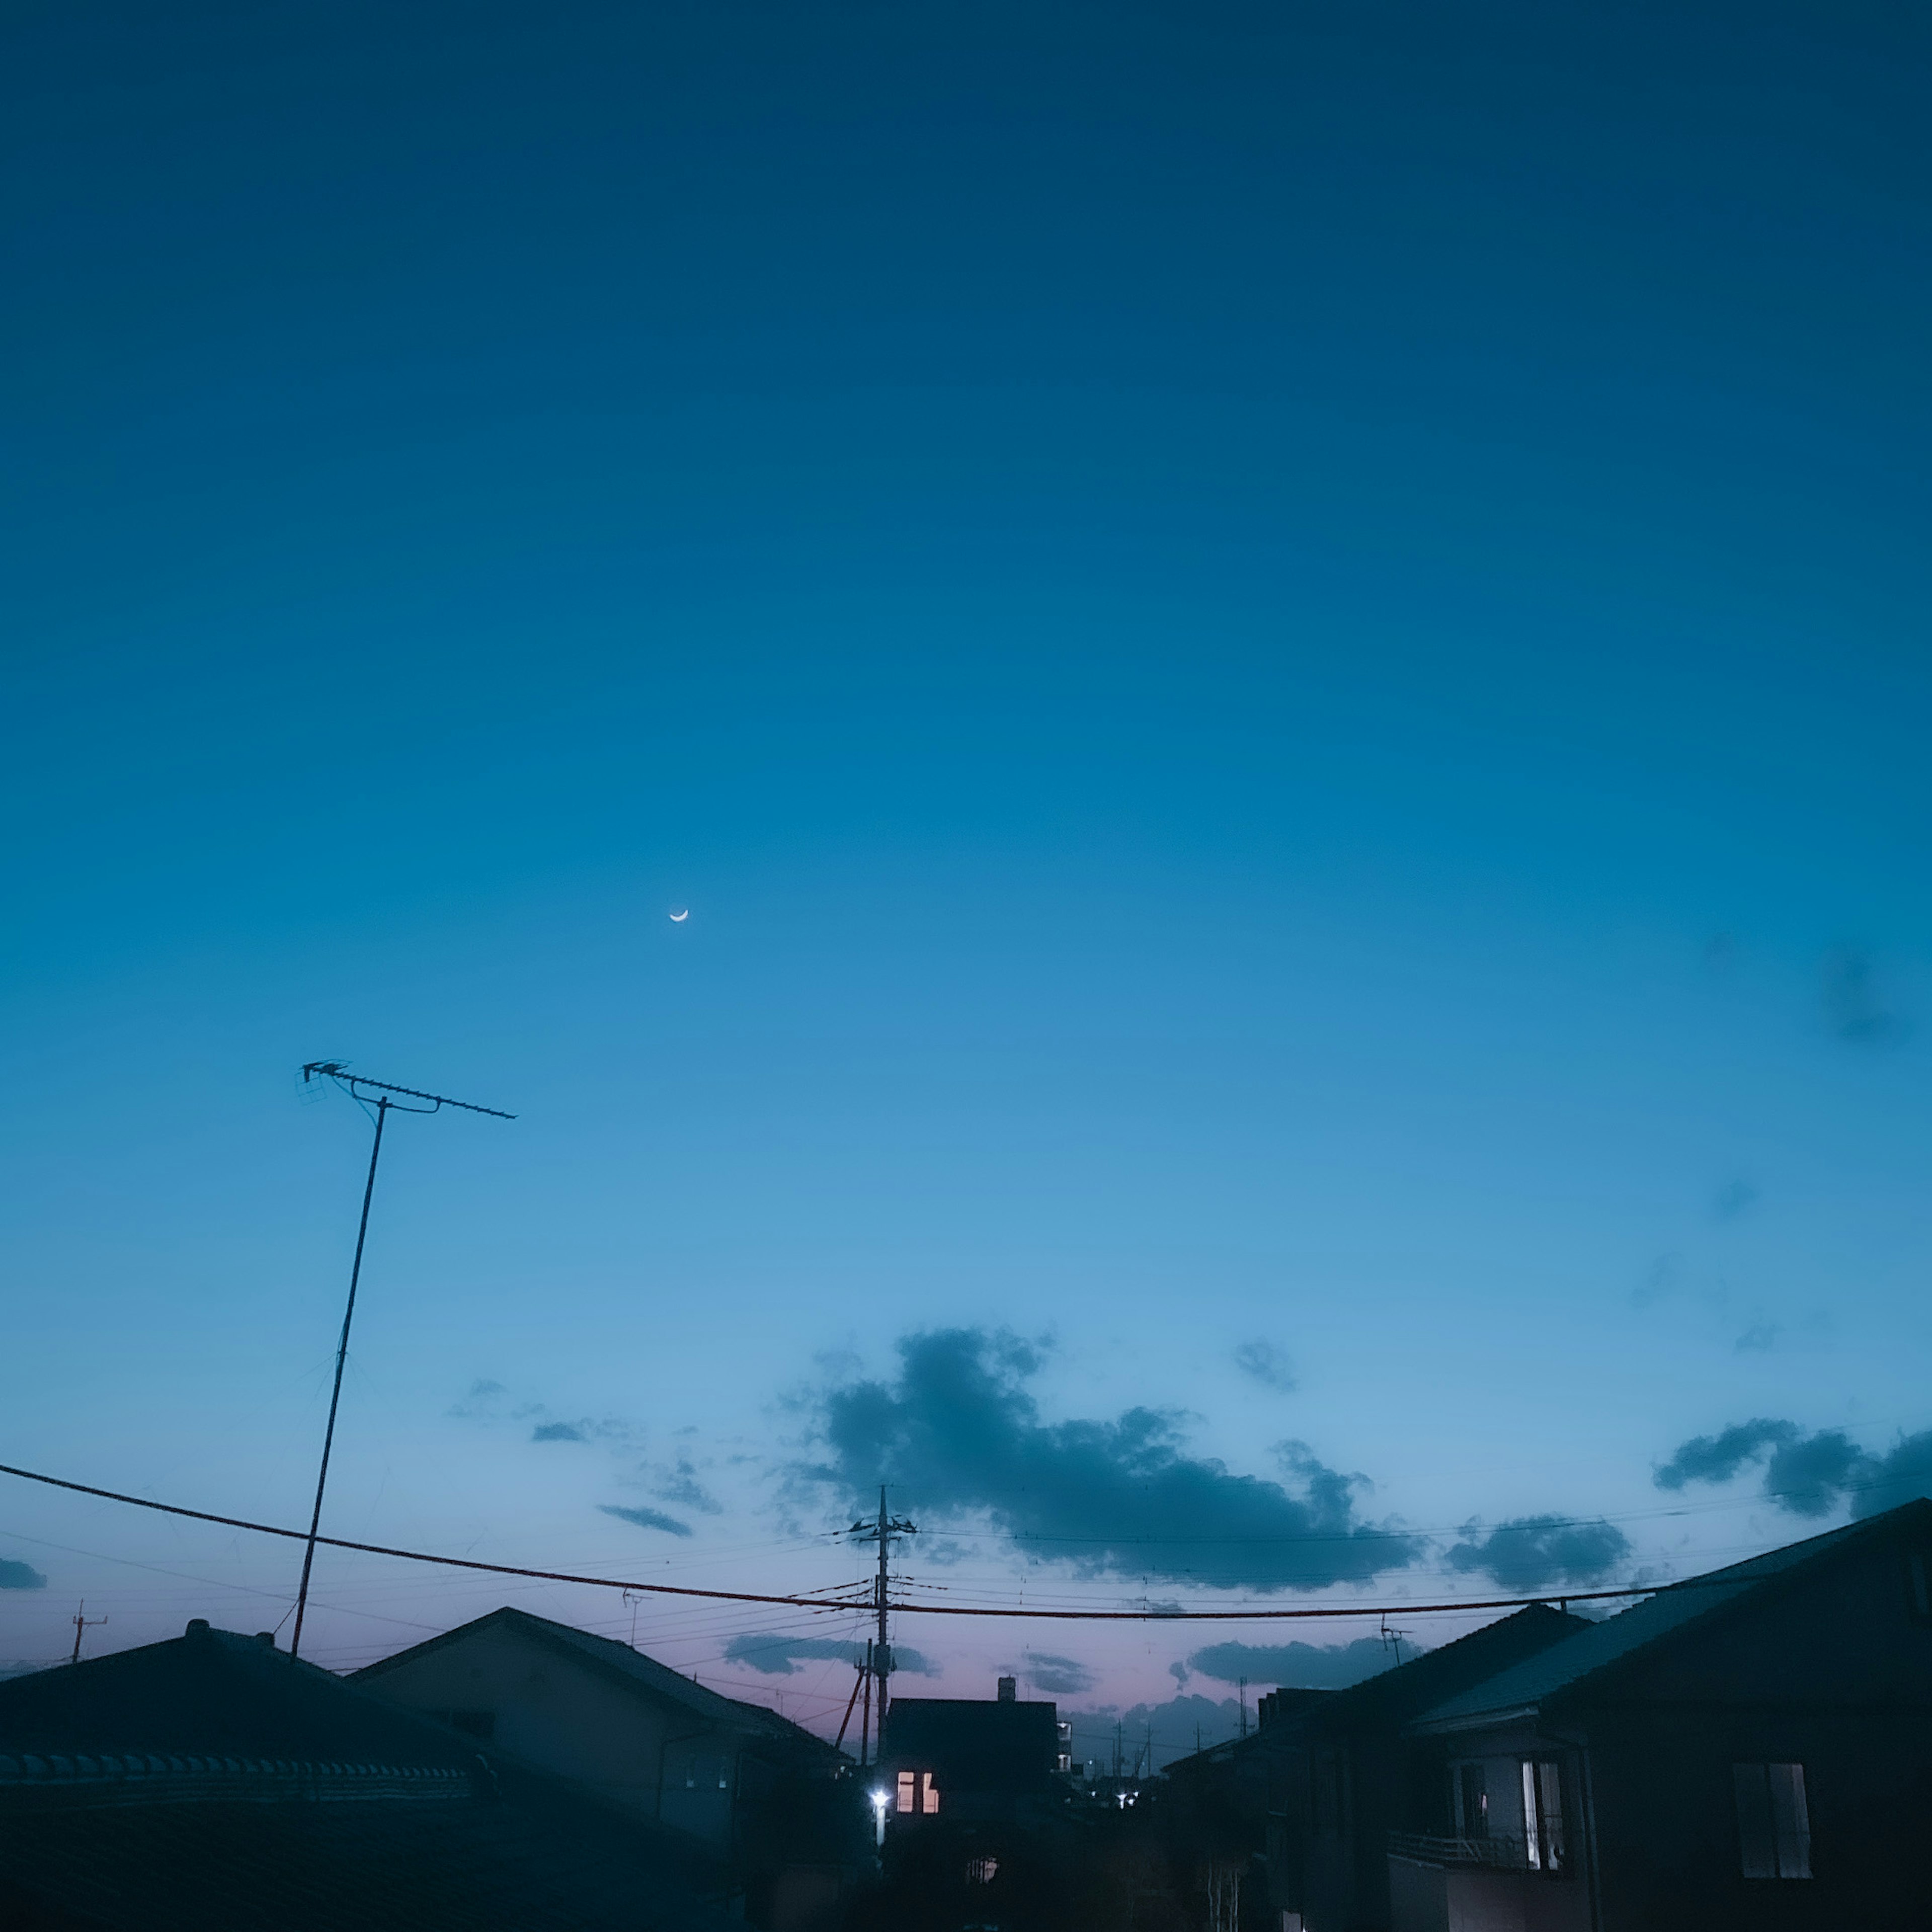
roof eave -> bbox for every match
[1409,1703,1544,1737]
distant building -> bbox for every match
[0,1617,728,1931]
[879,1677,1065,1826]
[354,1605,868,1929]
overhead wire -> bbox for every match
[0,1459,1669,1621]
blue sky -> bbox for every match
[3,0,1929,1740]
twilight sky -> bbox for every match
[3,0,1929,1751]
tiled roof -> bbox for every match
[0,1620,735,1932]
[1413,1500,1932,1731]
[0,1621,476,1766]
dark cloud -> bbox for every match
[532,1421,587,1442]
[0,1558,48,1591]
[1713,1178,1760,1220]
[1860,1432,1932,1516]
[1654,1418,1932,1520]
[721,1634,936,1677]
[447,1379,507,1418]
[792,1328,1423,1591]
[1763,1429,1864,1517]
[1168,1660,1190,1687]
[1020,1652,1095,1695]
[1445,1516,1632,1592]
[1234,1340,1297,1393]
[1186,1638,1403,1689]
[597,1503,693,1538]
[1821,947,1906,1044]
[654,1456,725,1515]
[1654,1418,1801,1491]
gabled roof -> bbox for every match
[0,1620,731,1932]
[0,1620,474,1766]
[354,1607,837,1759]
[1413,1498,1932,1733]
[1292,1604,1589,1739]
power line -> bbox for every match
[0,1461,873,1614]
[0,1459,1662,1621]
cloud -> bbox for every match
[721,1634,936,1677]
[1654,1418,1932,1521]
[1654,1418,1802,1491]
[1168,1660,1190,1687]
[791,1329,1423,1591]
[653,1455,725,1515]
[1234,1340,1297,1393]
[1185,1637,1404,1688]
[1733,1323,1780,1353]
[1821,947,1906,1044]
[597,1503,693,1538]
[0,1558,48,1591]
[532,1421,587,1442]
[1020,1652,1095,1695]
[1444,1516,1632,1592]
[448,1379,508,1418]
[1763,1429,1863,1517]
[1714,1178,1760,1220]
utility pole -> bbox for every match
[847,1486,915,1740]
[291,1063,513,1658]
[69,1602,106,1664]
[859,1639,874,1767]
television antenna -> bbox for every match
[290,1063,514,1657]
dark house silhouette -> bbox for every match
[1259,1603,1591,1931]
[1220,1499,1932,1932]
[1393,1498,1932,1932]
[0,1618,730,1931]
[880,1680,1064,1825]
[354,1605,869,1928]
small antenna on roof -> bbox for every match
[70,1601,107,1665]
[1379,1616,1409,1667]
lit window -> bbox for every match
[1520,1761,1566,1873]
[1734,1762,1812,1879]
[923,1779,940,1814]
[897,1772,915,1812]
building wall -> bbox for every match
[361,1621,737,1846]
[1579,1531,1932,1932]
[1584,1705,1931,1932]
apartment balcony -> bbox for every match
[1387,1833,1589,1932]
[1388,1832,1539,1872]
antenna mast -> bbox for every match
[290,1063,513,1658]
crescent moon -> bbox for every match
[668,908,690,922]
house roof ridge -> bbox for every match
[1410,1497,1932,1732]
[355,1605,836,1753]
